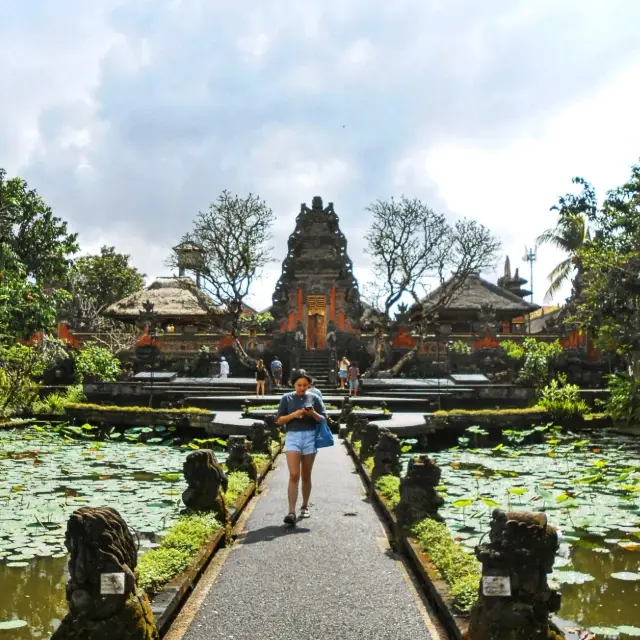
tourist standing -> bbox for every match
[338,356,350,390]
[347,362,360,396]
[277,373,326,525]
[219,357,230,378]
[270,356,283,387]
[255,359,267,397]
[308,379,323,400]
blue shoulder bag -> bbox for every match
[315,418,334,449]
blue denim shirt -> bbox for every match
[277,392,326,432]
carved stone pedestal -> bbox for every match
[371,430,401,482]
[182,449,229,525]
[466,510,562,640]
[226,436,258,481]
[51,507,159,640]
[395,456,444,526]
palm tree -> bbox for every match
[536,212,588,302]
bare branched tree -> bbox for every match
[363,197,500,376]
[168,190,275,368]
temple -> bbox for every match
[270,196,361,349]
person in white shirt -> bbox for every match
[219,357,230,378]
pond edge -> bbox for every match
[343,436,468,640]
[150,445,282,636]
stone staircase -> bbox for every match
[297,349,334,388]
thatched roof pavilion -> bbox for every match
[412,273,538,333]
[104,277,220,327]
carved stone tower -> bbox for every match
[271,196,361,349]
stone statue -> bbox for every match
[466,509,562,640]
[359,423,380,460]
[371,430,402,482]
[181,450,229,524]
[340,396,354,424]
[51,506,159,640]
[226,436,258,482]
[395,456,444,526]
[263,414,281,442]
[251,421,271,455]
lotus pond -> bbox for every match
[418,426,640,639]
[0,425,226,638]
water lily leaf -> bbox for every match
[589,628,620,639]
[616,626,640,637]
[0,620,28,630]
[618,542,640,552]
[552,570,595,584]
[452,498,474,509]
[611,571,640,581]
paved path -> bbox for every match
[170,443,444,640]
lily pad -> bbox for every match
[589,628,620,639]
[616,626,640,637]
[0,620,28,630]
[611,572,640,581]
[552,570,595,584]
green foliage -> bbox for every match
[432,406,545,416]
[73,345,122,382]
[137,512,221,595]
[500,339,524,360]
[64,402,210,415]
[0,168,78,285]
[604,373,640,424]
[32,384,87,415]
[412,518,480,613]
[0,343,48,415]
[448,340,471,355]
[239,311,274,332]
[538,374,588,419]
[225,471,252,504]
[69,246,144,312]
[0,245,69,339]
[375,475,401,508]
[363,456,374,474]
[518,338,562,388]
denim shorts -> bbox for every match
[284,430,317,455]
[349,379,359,389]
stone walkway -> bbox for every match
[168,443,445,640]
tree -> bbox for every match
[558,161,640,364]
[70,246,145,312]
[0,168,78,285]
[169,190,275,367]
[363,196,500,376]
[536,179,590,302]
[0,244,69,340]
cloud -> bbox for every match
[3,0,640,310]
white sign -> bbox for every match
[482,575,511,597]
[100,572,126,595]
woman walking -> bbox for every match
[337,356,350,390]
[277,373,326,525]
[347,361,360,396]
[255,359,267,397]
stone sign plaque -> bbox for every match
[482,576,511,597]
[100,572,126,595]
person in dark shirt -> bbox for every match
[255,359,267,397]
[277,372,326,525]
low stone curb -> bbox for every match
[343,437,467,640]
[151,445,282,636]
[65,406,214,429]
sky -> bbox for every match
[3,0,640,312]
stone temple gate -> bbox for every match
[270,196,362,350]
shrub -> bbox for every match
[73,345,121,383]
[500,339,524,360]
[375,475,401,508]
[0,343,46,416]
[137,512,221,595]
[518,338,562,389]
[538,375,588,419]
[225,471,252,505]
[604,372,640,424]
[412,518,481,614]
[448,340,471,355]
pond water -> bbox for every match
[0,426,226,638]
[418,428,640,639]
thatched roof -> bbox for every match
[104,277,219,320]
[419,273,539,315]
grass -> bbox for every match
[137,512,221,595]
[65,402,211,415]
[412,518,481,614]
[375,475,401,508]
[432,406,547,416]
[363,456,374,474]
[225,471,252,505]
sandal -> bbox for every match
[300,506,310,518]
[283,512,296,526]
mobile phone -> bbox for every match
[304,405,313,411]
